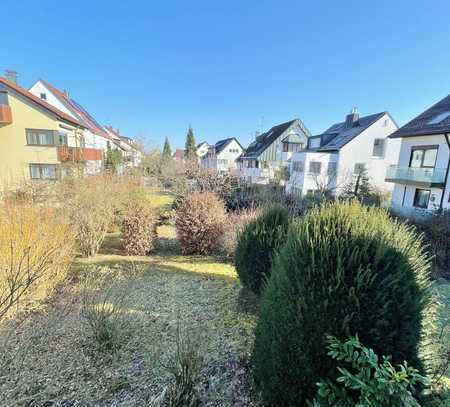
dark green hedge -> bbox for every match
[235,204,290,296]
[253,201,431,406]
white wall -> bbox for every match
[197,143,209,158]
[287,151,339,195]
[286,113,400,196]
[29,81,73,116]
[338,113,399,193]
[391,134,450,216]
[29,80,109,172]
[202,139,243,173]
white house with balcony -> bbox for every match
[386,95,450,217]
[286,109,400,197]
[29,79,109,174]
[202,138,243,173]
[239,118,311,184]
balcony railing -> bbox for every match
[57,146,103,162]
[385,165,446,187]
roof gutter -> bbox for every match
[439,133,450,211]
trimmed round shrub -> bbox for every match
[121,202,157,255]
[235,205,290,295]
[175,192,226,255]
[253,201,431,406]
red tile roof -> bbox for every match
[0,77,85,128]
[104,125,122,141]
[39,80,110,140]
[173,149,185,160]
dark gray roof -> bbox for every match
[389,95,450,138]
[241,118,310,159]
[214,137,243,154]
[309,112,387,152]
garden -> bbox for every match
[0,167,449,406]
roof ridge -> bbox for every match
[38,78,110,140]
[0,77,85,127]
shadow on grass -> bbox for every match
[73,253,238,284]
[99,232,124,255]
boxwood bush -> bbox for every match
[253,201,431,406]
[235,204,289,295]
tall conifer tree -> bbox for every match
[162,137,172,160]
[185,126,197,160]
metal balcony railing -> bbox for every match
[385,165,446,187]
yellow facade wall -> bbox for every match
[0,91,76,188]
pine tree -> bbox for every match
[185,126,197,161]
[162,137,172,160]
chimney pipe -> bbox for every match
[4,70,18,85]
[345,107,360,128]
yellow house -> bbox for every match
[0,77,86,188]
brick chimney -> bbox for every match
[345,107,359,128]
[4,70,18,85]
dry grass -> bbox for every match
[0,189,258,406]
[1,188,446,406]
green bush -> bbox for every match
[253,201,431,406]
[235,205,290,295]
[309,336,427,407]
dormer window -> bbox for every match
[427,111,450,124]
[40,93,47,100]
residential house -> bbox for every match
[202,138,243,173]
[173,149,185,161]
[239,118,311,184]
[386,95,450,217]
[197,142,209,159]
[0,75,87,187]
[29,79,109,174]
[104,126,142,169]
[286,109,400,197]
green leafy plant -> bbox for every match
[235,204,289,295]
[309,336,428,407]
[105,148,123,173]
[253,201,431,406]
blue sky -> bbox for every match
[3,1,450,150]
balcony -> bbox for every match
[57,146,103,162]
[0,104,12,124]
[385,165,446,187]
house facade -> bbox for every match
[0,76,86,187]
[386,95,450,217]
[196,142,209,159]
[29,80,107,174]
[202,138,243,173]
[239,118,311,184]
[286,110,400,197]
[104,126,143,170]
